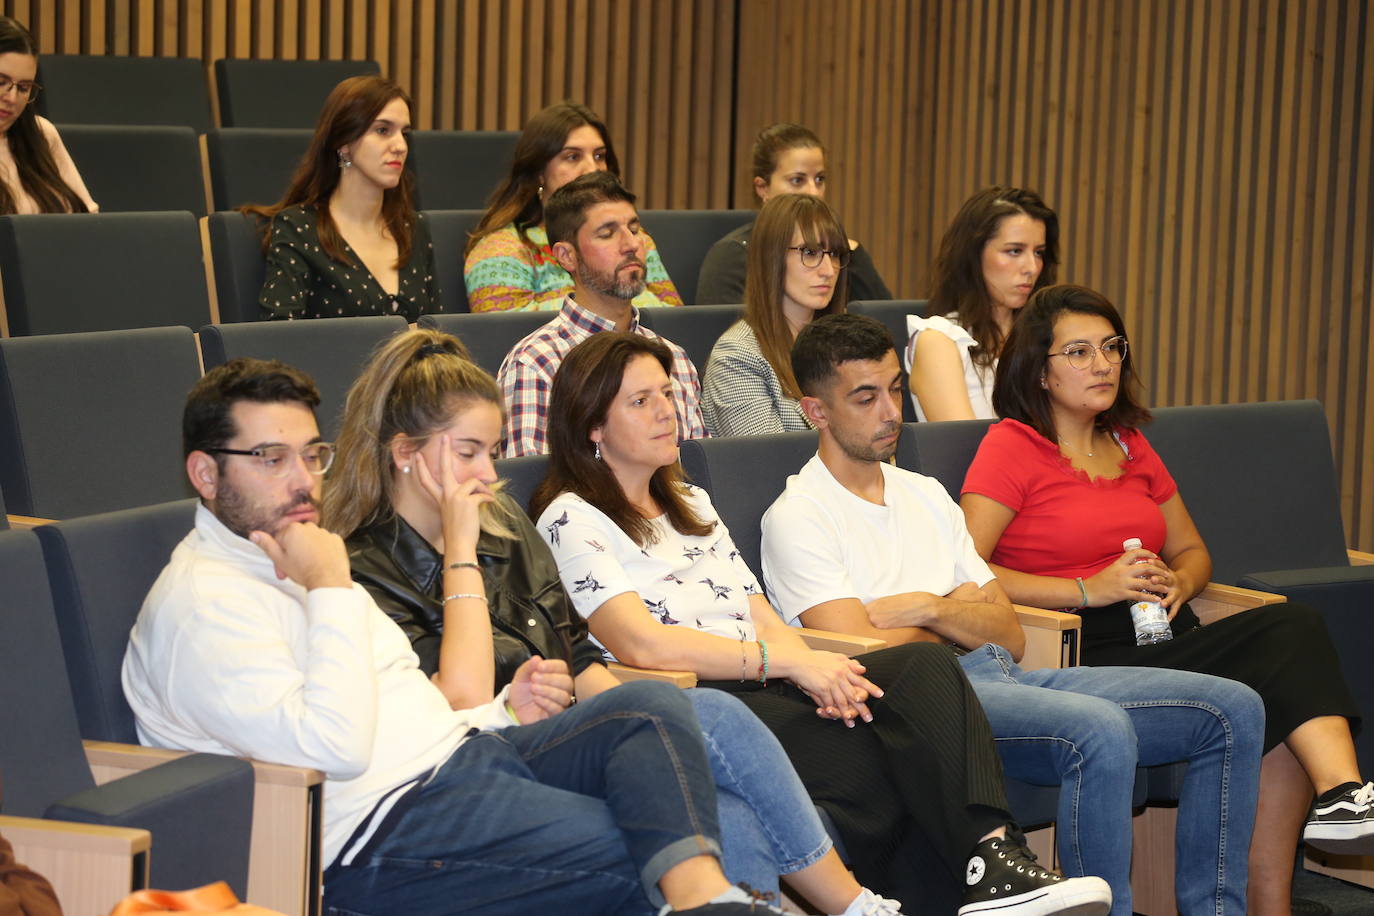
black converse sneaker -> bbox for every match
[958,830,1111,916]
[1304,781,1374,854]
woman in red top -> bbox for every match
[960,284,1367,916]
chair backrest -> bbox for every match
[421,209,485,313]
[0,529,97,815]
[848,299,930,424]
[0,484,8,529]
[679,431,819,576]
[638,305,741,374]
[0,328,201,518]
[199,316,408,440]
[410,131,519,210]
[1146,401,1350,583]
[495,455,550,517]
[417,311,555,376]
[59,125,207,216]
[203,128,313,211]
[205,210,269,323]
[639,210,755,305]
[35,500,199,745]
[0,212,211,336]
[894,418,995,500]
[214,58,381,128]
[37,55,212,132]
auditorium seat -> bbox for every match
[60,125,207,216]
[0,526,253,901]
[34,501,325,915]
[37,55,212,132]
[204,128,314,212]
[494,454,549,516]
[421,209,485,313]
[0,328,200,518]
[214,58,380,128]
[200,316,408,439]
[205,210,268,323]
[638,210,754,305]
[410,131,519,210]
[417,311,553,376]
[638,304,742,378]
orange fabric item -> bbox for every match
[108,883,285,916]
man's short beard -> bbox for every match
[833,422,900,464]
[213,474,317,539]
[576,257,646,301]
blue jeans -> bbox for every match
[685,688,833,896]
[959,644,1264,916]
[322,681,721,916]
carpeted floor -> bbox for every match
[1292,867,1374,914]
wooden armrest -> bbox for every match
[606,662,698,688]
[796,627,888,655]
[1192,582,1285,625]
[1014,605,1082,631]
[1349,549,1374,566]
[84,740,323,788]
[6,514,54,530]
[1,815,150,916]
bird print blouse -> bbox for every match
[536,485,762,658]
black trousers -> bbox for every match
[705,642,1009,913]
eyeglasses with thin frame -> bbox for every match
[0,74,41,104]
[787,245,851,269]
[1046,336,1129,371]
[207,442,336,478]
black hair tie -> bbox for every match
[417,343,448,358]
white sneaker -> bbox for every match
[838,887,905,916]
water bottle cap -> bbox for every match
[1123,537,1143,550]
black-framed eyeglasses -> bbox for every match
[787,245,850,269]
[0,74,41,104]
[1046,336,1129,370]
[207,442,336,478]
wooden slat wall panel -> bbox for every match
[734,0,1374,551]
[5,0,1372,549]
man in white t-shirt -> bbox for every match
[760,314,1265,916]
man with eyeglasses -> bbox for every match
[121,357,792,916]
[759,315,1265,916]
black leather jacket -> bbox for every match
[347,493,605,690]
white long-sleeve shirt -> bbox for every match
[122,504,514,865]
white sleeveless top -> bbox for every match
[904,313,996,422]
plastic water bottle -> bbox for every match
[1123,537,1173,646]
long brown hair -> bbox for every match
[929,186,1060,370]
[246,75,415,269]
[993,284,1150,439]
[464,101,620,257]
[0,18,88,214]
[749,123,825,205]
[325,327,516,540]
[530,333,712,547]
[743,193,848,399]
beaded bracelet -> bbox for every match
[444,592,487,604]
[757,639,769,684]
[1072,577,1089,611]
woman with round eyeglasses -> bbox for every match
[906,187,1058,422]
[696,123,890,306]
[0,17,97,214]
[464,101,682,312]
[701,194,848,437]
[960,284,1371,916]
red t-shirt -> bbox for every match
[961,418,1178,579]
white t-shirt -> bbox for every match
[904,313,996,421]
[760,454,995,624]
[537,486,763,656]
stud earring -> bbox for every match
[338,150,353,169]
[594,443,601,461]
[402,464,411,474]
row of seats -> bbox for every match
[38,55,382,132]
[63,124,520,217]
[0,301,924,520]
[0,208,759,335]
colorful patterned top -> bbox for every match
[464,223,683,312]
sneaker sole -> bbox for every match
[958,877,1111,916]
[1304,823,1374,855]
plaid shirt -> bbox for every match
[497,296,708,457]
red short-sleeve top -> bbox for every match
[961,418,1178,580]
